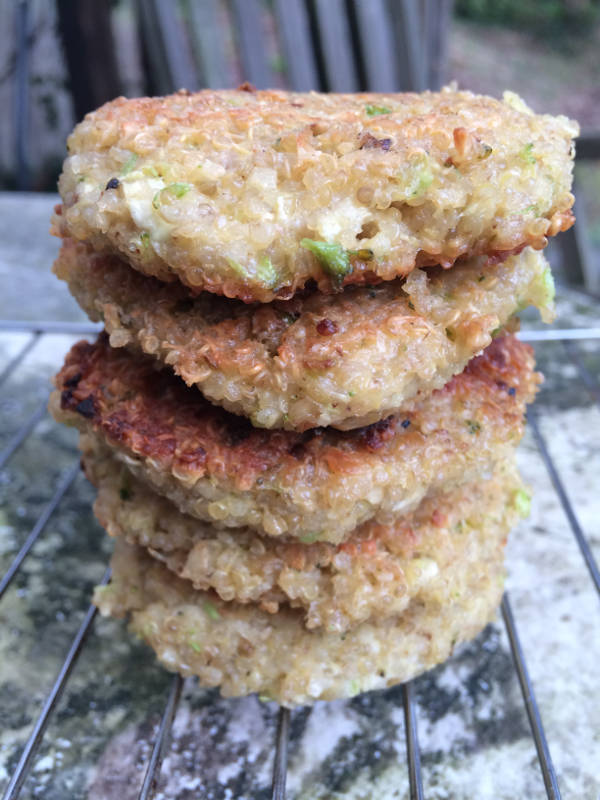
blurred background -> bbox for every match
[1,0,599,294]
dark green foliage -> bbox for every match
[456,0,600,45]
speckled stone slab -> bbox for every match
[0,193,599,799]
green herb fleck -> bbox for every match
[407,300,415,310]
[523,204,537,214]
[203,601,221,620]
[258,694,273,703]
[541,266,555,305]
[152,192,161,210]
[491,326,502,338]
[348,390,356,397]
[513,488,531,517]
[480,143,493,159]
[256,256,278,288]
[121,152,139,175]
[119,486,131,501]
[349,679,361,695]
[143,165,159,177]
[300,239,351,285]
[408,166,433,197]
[77,175,86,183]
[365,104,391,117]
[190,640,202,653]
[140,231,151,249]
[478,275,486,282]
[521,143,536,164]
[167,182,191,198]
[299,531,320,544]
[466,419,481,434]
[227,257,247,277]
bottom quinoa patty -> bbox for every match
[52,333,539,544]
[87,451,526,634]
[95,530,509,707]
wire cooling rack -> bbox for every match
[0,319,599,800]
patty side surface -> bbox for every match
[54,87,577,302]
[51,334,539,542]
[87,452,526,633]
[55,239,554,430]
[95,538,506,706]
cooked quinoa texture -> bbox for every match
[87,450,526,634]
[51,333,539,543]
[53,87,577,302]
[95,531,508,707]
[55,239,554,430]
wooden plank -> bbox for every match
[186,0,236,88]
[273,0,319,91]
[143,0,198,92]
[56,0,122,118]
[427,0,453,89]
[14,0,30,190]
[313,0,359,92]
[389,0,426,91]
[229,0,276,88]
[351,0,397,92]
[558,180,599,293]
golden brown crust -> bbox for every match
[54,238,555,431]
[52,333,539,542]
[55,87,577,302]
[96,538,506,705]
[87,450,525,633]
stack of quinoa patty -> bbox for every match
[50,88,577,707]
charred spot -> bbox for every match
[401,419,411,429]
[177,446,207,466]
[361,416,396,451]
[105,177,120,190]
[74,395,97,419]
[60,389,73,407]
[316,318,338,336]
[173,298,195,314]
[288,427,323,459]
[64,371,82,388]
[359,132,392,151]
[289,442,307,460]
[225,417,254,446]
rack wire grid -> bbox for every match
[0,317,599,800]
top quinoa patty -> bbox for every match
[51,333,538,542]
[53,87,577,302]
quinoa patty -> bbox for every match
[87,451,526,633]
[51,334,539,542]
[55,239,554,431]
[95,537,507,706]
[54,87,577,302]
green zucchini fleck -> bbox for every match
[120,152,139,175]
[365,104,391,117]
[301,239,351,285]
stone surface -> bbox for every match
[0,193,599,799]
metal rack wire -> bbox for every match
[0,318,599,800]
